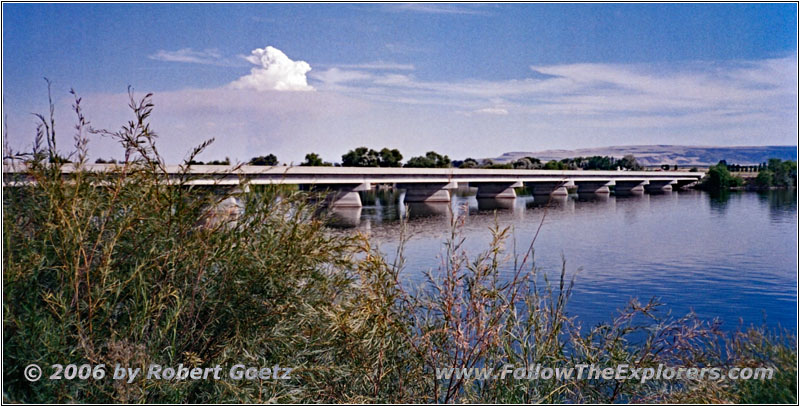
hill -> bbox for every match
[493,145,797,166]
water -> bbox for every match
[330,188,797,332]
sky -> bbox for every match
[2,3,798,164]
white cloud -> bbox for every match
[9,52,794,166]
[388,4,488,15]
[310,68,374,85]
[148,48,242,66]
[474,107,509,115]
[332,61,415,71]
[229,46,314,92]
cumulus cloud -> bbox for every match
[229,46,314,92]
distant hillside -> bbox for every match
[494,145,797,166]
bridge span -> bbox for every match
[3,164,704,208]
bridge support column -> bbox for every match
[473,181,522,199]
[309,183,370,208]
[574,180,612,194]
[397,182,457,203]
[644,180,675,193]
[614,180,647,195]
[528,181,571,196]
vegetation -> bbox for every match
[699,161,745,191]
[702,159,797,191]
[340,147,403,167]
[300,152,332,167]
[764,158,797,188]
[3,90,796,403]
[248,154,279,166]
[404,151,451,168]
[455,155,642,171]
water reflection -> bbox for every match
[476,198,516,212]
[325,207,362,228]
[708,190,734,215]
[576,192,611,203]
[757,189,798,223]
[325,188,797,333]
[405,202,453,220]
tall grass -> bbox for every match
[3,88,796,403]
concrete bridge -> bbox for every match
[3,164,704,208]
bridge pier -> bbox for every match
[309,183,371,208]
[574,180,612,194]
[528,181,572,196]
[614,180,647,195]
[397,182,457,203]
[644,180,675,193]
[473,181,522,199]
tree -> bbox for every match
[301,153,332,167]
[378,148,403,167]
[457,158,479,168]
[404,151,451,168]
[754,170,774,189]
[207,157,230,165]
[618,154,642,170]
[249,154,278,166]
[701,161,744,190]
[543,160,568,170]
[342,147,380,167]
[512,157,542,169]
[768,159,797,187]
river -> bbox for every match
[329,188,797,332]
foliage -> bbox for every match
[455,158,479,168]
[700,161,745,191]
[378,148,403,167]
[249,154,278,166]
[543,160,569,170]
[754,170,774,189]
[341,147,402,167]
[207,157,231,165]
[512,157,542,169]
[404,151,451,168]
[300,152,332,167]
[767,159,797,188]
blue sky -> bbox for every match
[3,3,797,163]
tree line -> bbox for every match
[94,147,646,170]
[700,158,797,191]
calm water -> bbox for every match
[330,189,797,332]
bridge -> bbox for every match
[3,164,705,208]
